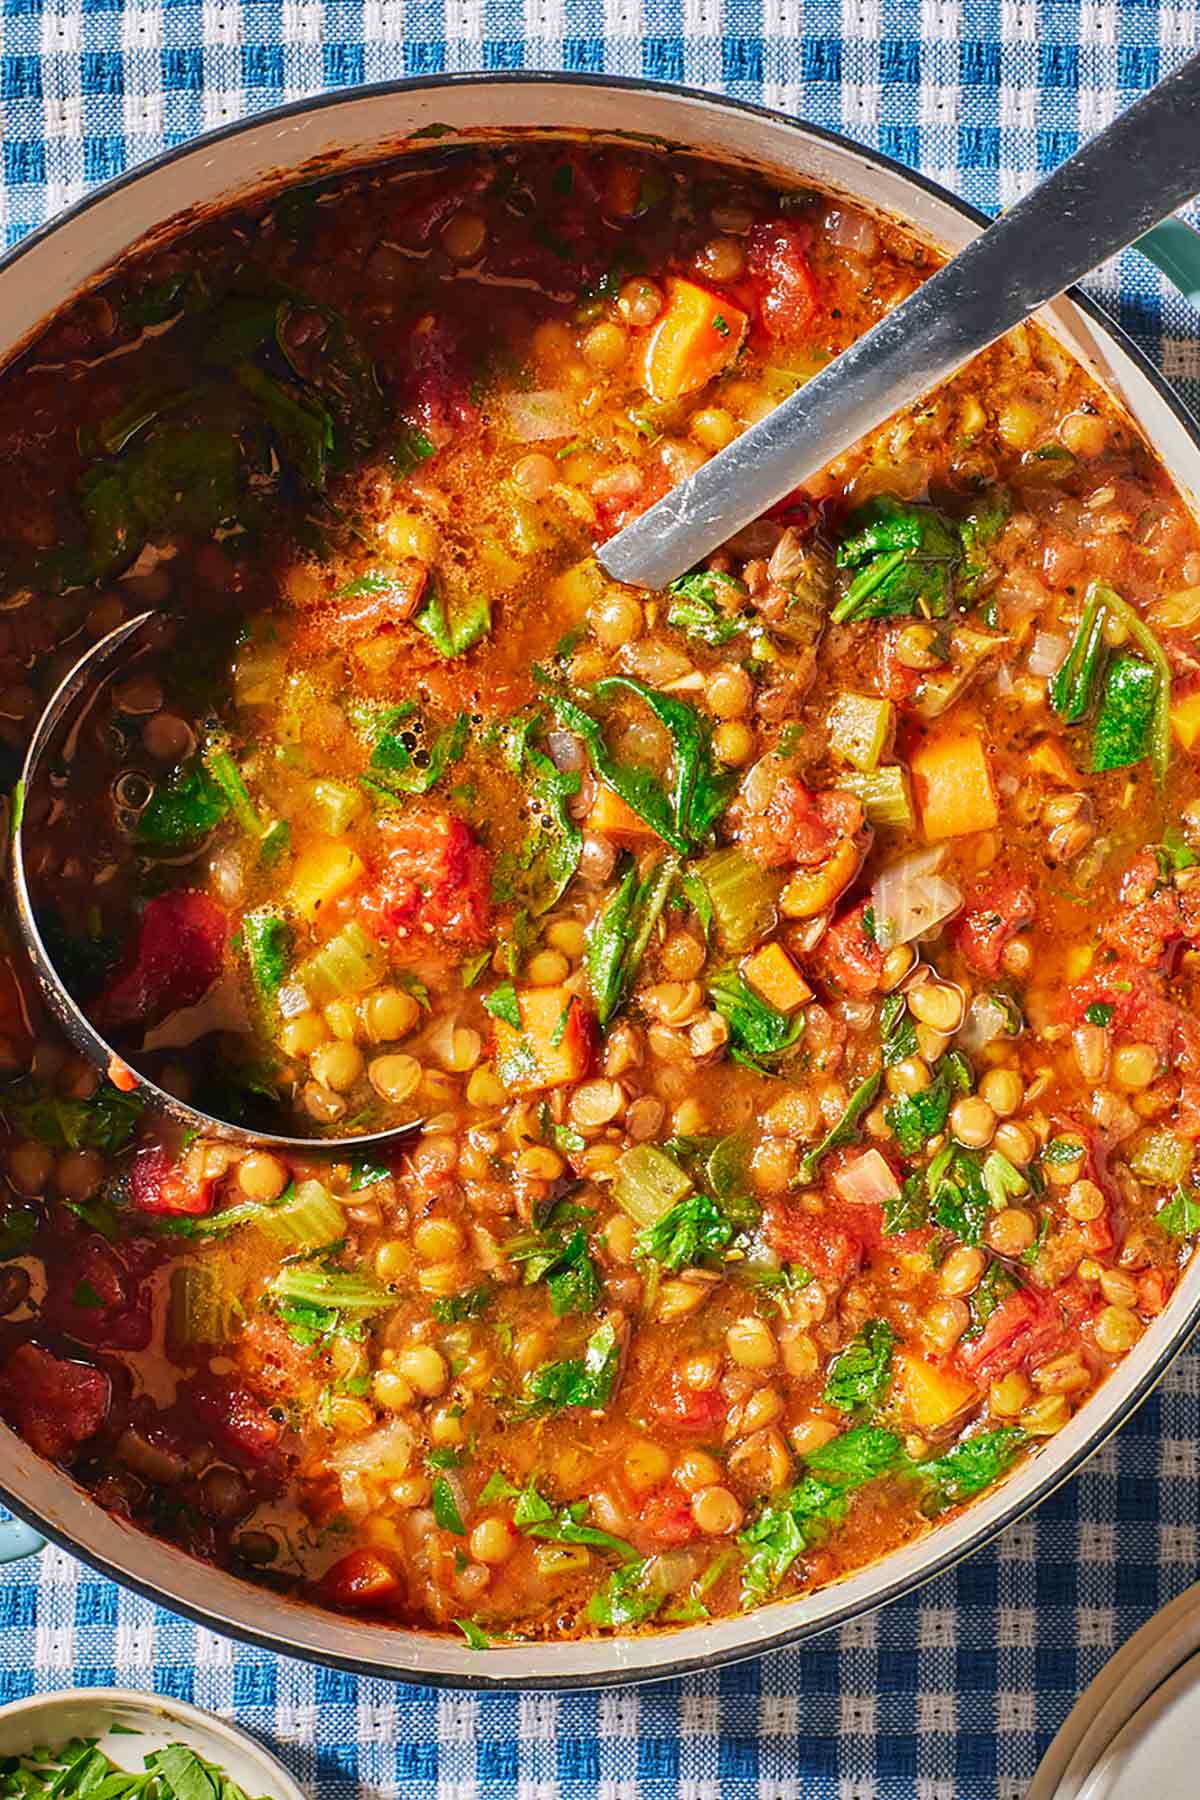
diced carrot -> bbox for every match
[1170,690,1200,753]
[643,278,748,404]
[492,985,594,1094]
[910,730,998,841]
[289,840,365,923]
[1026,736,1077,785]
[894,1350,978,1431]
[742,941,812,1013]
[588,784,663,845]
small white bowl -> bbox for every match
[0,1689,306,1800]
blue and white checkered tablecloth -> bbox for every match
[2,6,1200,1797]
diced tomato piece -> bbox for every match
[128,1145,215,1217]
[96,891,228,1034]
[1055,1275,1102,1328]
[954,876,1036,978]
[357,810,491,946]
[0,1342,110,1462]
[734,777,862,870]
[746,220,821,338]
[1062,963,1177,1060]
[1138,1267,1175,1315]
[182,1375,281,1469]
[765,1197,866,1285]
[635,1486,701,1549]
[44,1237,152,1351]
[319,1547,406,1611]
[652,1376,725,1436]
[291,561,427,655]
[876,625,921,705]
[767,486,818,532]
[1098,851,1200,970]
[956,1287,1064,1383]
[819,900,884,996]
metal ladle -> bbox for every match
[11,611,425,1153]
[599,50,1200,590]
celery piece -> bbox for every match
[836,765,914,830]
[256,1178,346,1249]
[827,693,893,773]
[1127,1128,1194,1187]
[613,1144,693,1228]
[270,1262,393,1313]
[693,847,778,953]
[169,1262,236,1344]
[298,921,385,1004]
[196,1178,345,1249]
[311,778,364,837]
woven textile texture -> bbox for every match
[2,6,1200,1798]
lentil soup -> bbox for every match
[1,138,1199,1644]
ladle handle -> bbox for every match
[599,50,1200,591]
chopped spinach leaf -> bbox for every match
[832,496,960,625]
[822,1317,895,1414]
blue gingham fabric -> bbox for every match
[2,8,1200,1798]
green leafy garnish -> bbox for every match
[586,1557,669,1628]
[134,755,228,851]
[636,1191,735,1272]
[483,979,522,1030]
[430,1283,494,1324]
[666,570,749,645]
[885,1055,967,1155]
[545,676,735,855]
[512,1482,639,1561]
[1,1080,143,1153]
[518,1318,622,1416]
[822,1318,895,1413]
[1156,1186,1200,1238]
[832,496,960,625]
[432,1476,467,1535]
[927,1144,991,1246]
[707,968,804,1070]
[585,854,676,1028]
[414,589,492,658]
[454,1618,491,1650]
[917,1426,1024,1514]
[794,1072,882,1184]
[1092,653,1158,773]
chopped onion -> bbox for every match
[831,1148,901,1207]
[824,207,880,260]
[871,847,962,948]
[959,993,1017,1054]
[277,982,309,1019]
[331,1419,416,1514]
[498,389,576,442]
[1028,631,1068,678]
[546,729,586,772]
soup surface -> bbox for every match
[1,138,1199,1644]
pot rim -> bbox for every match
[0,67,1197,1690]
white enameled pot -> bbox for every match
[0,74,1198,1690]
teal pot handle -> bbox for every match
[0,1516,45,1563]
[1137,218,1200,307]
